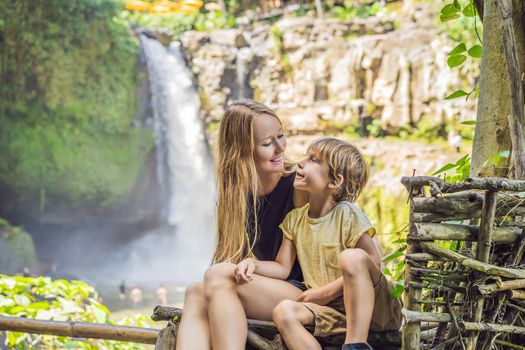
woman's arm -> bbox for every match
[235,237,297,283]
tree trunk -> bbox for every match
[470,0,525,177]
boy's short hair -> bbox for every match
[307,138,369,202]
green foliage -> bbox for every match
[433,154,471,182]
[0,275,148,349]
[382,236,407,298]
[440,0,483,100]
[366,119,384,138]
[0,0,153,212]
[270,25,293,79]
[359,186,409,298]
[123,10,236,39]
[331,0,385,21]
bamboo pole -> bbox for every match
[478,279,525,294]
[405,252,446,262]
[461,321,525,335]
[468,190,497,350]
[402,310,452,323]
[411,192,525,222]
[494,339,525,350]
[411,299,463,306]
[0,316,159,344]
[418,242,525,278]
[401,176,525,193]
[411,222,520,244]
[508,289,525,299]
[408,281,465,294]
[402,224,423,349]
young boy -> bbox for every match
[235,138,402,350]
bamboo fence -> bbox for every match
[402,176,525,350]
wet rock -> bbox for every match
[0,220,39,275]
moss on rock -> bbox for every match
[0,1,153,214]
[0,218,39,274]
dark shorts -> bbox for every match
[286,279,307,291]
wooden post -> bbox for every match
[402,184,424,349]
[467,190,497,349]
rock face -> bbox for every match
[0,220,39,275]
[179,13,477,135]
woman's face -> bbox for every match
[253,113,287,175]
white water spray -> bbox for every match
[134,35,215,285]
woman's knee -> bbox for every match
[339,248,369,276]
[272,300,302,328]
[184,282,205,303]
[203,263,236,297]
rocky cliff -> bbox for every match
[177,9,477,135]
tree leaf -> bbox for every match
[383,250,404,263]
[449,43,467,56]
[440,4,461,22]
[445,89,468,100]
[433,163,457,175]
[456,154,470,166]
[461,120,476,125]
[468,45,482,58]
[13,294,31,306]
[462,3,477,17]
[390,283,404,298]
[447,54,467,68]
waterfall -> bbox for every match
[132,35,215,285]
[235,47,253,99]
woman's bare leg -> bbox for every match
[339,248,382,344]
[204,263,303,350]
[176,282,211,350]
[272,300,320,350]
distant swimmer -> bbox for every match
[129,287,143,309]
[119,280,127,300]
[156,284,169,306]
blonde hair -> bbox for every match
[213,99,285,264]
[307,138,369,202]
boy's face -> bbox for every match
[294,152,333,194]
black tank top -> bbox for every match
[247,173,303,281]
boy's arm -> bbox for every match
[355,233,382,268]
[298,277,343,305]
[235,237,296,283]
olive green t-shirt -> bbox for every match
[279,201,375,289]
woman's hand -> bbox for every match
[297,287,333,306]
[234,258,256,284]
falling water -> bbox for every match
[236,47,253,99]
[131,35,215,285]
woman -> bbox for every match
[176,100,342,350]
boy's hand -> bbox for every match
[234,258,256,284]
[297,287,333,306]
